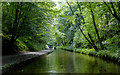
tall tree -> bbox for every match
[89,3,104,49]
[66,1,98,50]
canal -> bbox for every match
[8,49,120,73]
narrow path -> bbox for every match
[1,49,54,74]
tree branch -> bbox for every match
[89,2,103,49]
[66,0,74,15]
[104,1,120,21]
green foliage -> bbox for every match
[2,1,120,58]
[16,39,28,51]
[76,49,96,55]
[56,2,120,62]
[2,2,57,54]
[103,35,120,51]
[74,48,119,62]
[57,2,120,51]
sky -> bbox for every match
[52,0,61,9]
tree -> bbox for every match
[66,1,98,50]
[104,1,120,22]
[89,2,104,50]
[2,2,56,53]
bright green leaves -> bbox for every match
[2,2,58,52]
[2,1,120,53]
[56,2,120,51]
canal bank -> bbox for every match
[3,49,120,73]
[1,49,54,74]
[58,46,120,65]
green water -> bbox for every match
[15,49,120,73]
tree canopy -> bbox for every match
[2,2,120,55]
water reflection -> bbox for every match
[15,49,120,73]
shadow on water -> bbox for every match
[4,49,120,73]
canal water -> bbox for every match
[14,49,120,73]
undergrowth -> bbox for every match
[58,46,120,63]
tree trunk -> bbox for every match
[104,1,120,22]
[10,3,19,43]
[67,1,98,50]
[89,3,104,50]
[78,25,98,50]
[66,1,74,15]
[88,33,98,50]
[77,2,98,50]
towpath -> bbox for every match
[1,49,54,74]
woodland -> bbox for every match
[2,2,120,61]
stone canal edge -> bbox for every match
[1,49,54,74]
